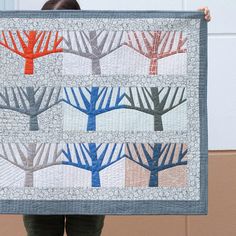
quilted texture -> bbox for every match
[0,10,208,215]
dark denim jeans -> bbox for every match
[23,215,105,236]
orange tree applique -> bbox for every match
[0,30,63,75]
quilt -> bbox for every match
[0,10,208,215]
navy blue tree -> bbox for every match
[63,87,126,131]
[124,143,188,187]
[62,143,125,187]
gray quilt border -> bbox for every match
[0,10,204,18]
[0,10,208,215]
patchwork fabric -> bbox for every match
[0,11,208,215]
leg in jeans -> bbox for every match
[23,215,65,236]
[65,215,105,236]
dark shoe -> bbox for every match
[23,215,65,236]
[65,215,105,236]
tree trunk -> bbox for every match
[24,143,37,187]
[154,113,163,131]
[91,170,101,187]
[91,58,101,75]
[89,30,102,76]
[86,87,99,131]
[26,87,39,131]
[149,57,158,75]
[24,31,37,75]
[149,169,159,187]
[151,88,163,131]
[87,114,96,131]
[88,143,101,187]
[24,58,34,75]
[24,171,34,187]
[29,115,39,131]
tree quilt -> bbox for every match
[0,10,208,215]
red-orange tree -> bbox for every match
[0,30,63,75]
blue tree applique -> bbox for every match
[62,143,125,187]
[63,87,126,131]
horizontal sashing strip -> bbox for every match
[62,131,188,143]
[0,131,188,143]
[0,17,200,30]
[0,75,191,87]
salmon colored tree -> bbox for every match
[0,30,63,75]
[125,31,187,75]
[125,143,188,187]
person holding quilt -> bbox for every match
[22,0,211,236]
